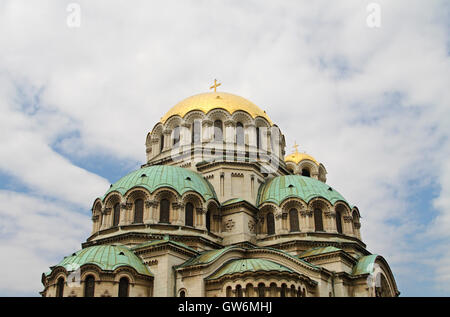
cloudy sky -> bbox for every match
[0,0,449,296]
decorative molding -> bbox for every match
[145,200,158,208]
[197,208,207,214]
[172,202,183,209]
[343,216,354,223]
[248,220,256,233]
[223,219,235,232]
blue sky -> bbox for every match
[0,0,449,296]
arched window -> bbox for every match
[84,275,95,297]
[236,285,243,297]
[314,208,324,232]
[160,199,170,223]
[179,290,186,297]
[336,210,343,234]
[270,283,277,297]
[206,209,211,232]
[256,127,260,149]
[118,277,129,297]
[297,287,302,297]
[267,212,275,235]
[290,285,296,297]
[246,284,254,297]
[133,199,143,224]
[258,283,266,297]
[352,211,360,234]
[302,168,311,177]
[289,209,299,232]
[236,122,244,146]
[160,134,164,152]
[56,277,64,297]
[192,120,201,145]
[185,203,194,227]
[280,284,287,297]
[226,286,232,297]
[113,203,120,227]
[214,120,223,143]
[173,126,180,147]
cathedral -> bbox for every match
[40,82,399,297]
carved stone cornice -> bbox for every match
[299,210,310,217]
[343,216,354,223]
[197,208,207,214]
[92,215,99,221]
[202,119,213,126]
[145,200,158,208]
[103,208,112,215]
[275,211,283,220]
[172,202,183,210]
[224,120,235,127]
[121,203,132,210]
[354,222,361,229]
[281,212,288,219]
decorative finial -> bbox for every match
[293,142,299,154]
[209,79,221,92]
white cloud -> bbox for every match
[0,191,90,295]
[0,0,448,295]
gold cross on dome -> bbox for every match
[293,142,299,153]
[209,79,221,92]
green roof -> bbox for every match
[131,239,198,254]
[177,246,236,268]
[222,198,257,208]
[206,258,294,280]
[178,245,318,270]
[352,254,378,275]
[298,246,342,258]
[48,245,152,277]
[103,165,217,201]
[257,175,349,206]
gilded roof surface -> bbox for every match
[285,152,319,165]
[352,254,379,275]
[206,258,294,280]
[102,165,217,201]
[160,92,273,125]
[257,175,349,206]
[49,245,152,276]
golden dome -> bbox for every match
[285,152,319,165]
[160,92,273,125]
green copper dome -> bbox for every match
[206,258,294,280]
[103,165,217,201]
[49,245,152,276]
[257,175,349,206]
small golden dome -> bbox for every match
[160,92,273,125]
[285,152,319,165]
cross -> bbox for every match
[209,79,221,92]
[293,142,299,153]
